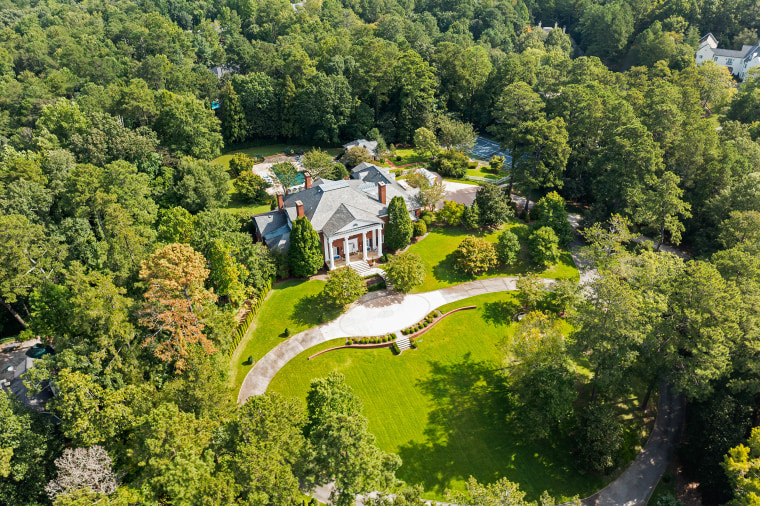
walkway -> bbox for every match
[237,277,549,403]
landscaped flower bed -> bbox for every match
[307,334,395,360]
[401,311,442,335]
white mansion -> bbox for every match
[696,33,760,80]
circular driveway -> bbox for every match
[338,293,432,336]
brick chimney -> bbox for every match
[305,173,312,189]
[296,200,304,218]
[378,182,387,205]
[277,194,284,213]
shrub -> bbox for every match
[429,148,469,178]
[468,161,478,169]
[496,230,520,265]
[396,155,402,161]
[343,146,372,168]
[439,200,465,226]
[462,202,481,230]
[454,235,498,275]
[413,221,427,237]
[391,342,401,354]
[284,328,290,337]
[421,213,434,227]
[245,355,253,365]
[528,226,561,266]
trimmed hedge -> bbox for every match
[401,310,441,335]
[229,278,274,356]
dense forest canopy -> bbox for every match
[2,0,760,504]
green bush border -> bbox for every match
[229,277,274,356]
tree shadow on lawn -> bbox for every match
[396,353,599,500]
[290,293,342,327]
[482,299,521,327]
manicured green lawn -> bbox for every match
[232,279,329,390]
[466,165,504,180]
[391,148,428,165]
[214,144,343,168]
[405,224,579,293]
[269,292,608,501]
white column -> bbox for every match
[322,235,329,264]
[329,237,335,270]
[374,228,378,253]
[377,228,383,257]
[343,236,350,266]
[362,232,368,261]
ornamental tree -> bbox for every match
[439,200,464,226]
[528,226,560,266]
[454,236,497,275]
[385,196,413,251]
[289,217,324,277]
[342,146,371,169]
[322,267,366,308]
[461,202,481,230]
[496,230,520,265]
[384,253,425,293]
[474,183,513,228]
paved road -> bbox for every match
[237,277,553,404]
[566,384,685,506]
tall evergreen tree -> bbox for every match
[289,217,324,277]
[384,196,413,251]
[474,183,513,228]
[220,82,246,145]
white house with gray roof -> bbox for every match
[696,33,760,80]
[253,164,420,270]
[343,139,379,159]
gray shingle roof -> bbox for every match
[713,48,748,58]
[279,172,419,238]
[343,139,378,156]
[253,211,287,239]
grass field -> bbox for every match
[270,292,610,501]
[232,279,331,390]
[466,165,504,180]
[405,224,579,293]
[390,148,429,165]
[213,144,343,168]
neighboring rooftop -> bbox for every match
[343,139,379,157]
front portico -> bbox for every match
[323,225,384,270]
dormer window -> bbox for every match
[727,58,733,64]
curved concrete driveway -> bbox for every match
[237,277,546,404]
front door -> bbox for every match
[333,246,340,258]
[348,239,359,254]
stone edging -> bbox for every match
[407,306,477,340]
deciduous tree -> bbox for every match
[322,267,366,308]
[139,244,218,371]
[528,226,560,266]
[384,253,425,293]
[454,236,497,275]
